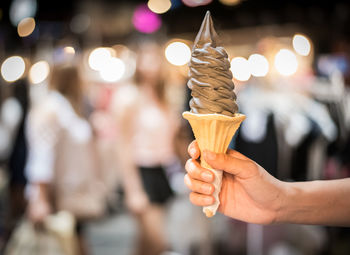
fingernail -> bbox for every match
[201,171,213,182]
[203,184,213,194]
[204,150,216,160]
[204,196,214,204]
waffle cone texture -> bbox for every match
[183,111,246,217]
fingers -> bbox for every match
[203,150,257,179]
[185,159,214,182]
[188,140,200,159]
[184,174,214,195]
[185,158,216,207]
[189,192,214,206]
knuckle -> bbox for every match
[247,161,257,172]
[249,161,259,176]
[187,144,193,155]
[184,174,189,185]
[187,160,199,176]
[185,159,192,171]
[188,140,196,153]
[189,192,196,204]
[184,175,193,190]
[223,153,231,163]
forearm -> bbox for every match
[116,140,145,196]
[28,182,50,203]
[117,111,145,196]
[120,160,144,195]
[278,178,350,226]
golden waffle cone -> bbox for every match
[183,111,246,217]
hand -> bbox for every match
[126,190,150,215]
[27,197,51,226]
[184,141,285,224]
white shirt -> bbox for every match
[112,84,179,167]
[25,91,92,183]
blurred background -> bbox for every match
[0,0,349,254]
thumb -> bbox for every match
[202,150,256,179]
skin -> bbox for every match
[27,183,51,226]
[185,140,350,226]
[116,44,170,255]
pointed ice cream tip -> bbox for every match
[194,11,218,49]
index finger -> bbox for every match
[188,140,200,159]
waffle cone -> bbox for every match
[183,111,246,217]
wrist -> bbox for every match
[274,181,295,224]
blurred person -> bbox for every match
[0,79,29,248]
[185,141,350,226]
[113,42,180,255]
[25,64,106,255]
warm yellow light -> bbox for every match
[63,46,75,55]
[29,61,50,84]
[88,47,114,71]
[147,0,172,14]
[17,17,35,37]
[165,41,191,66]
[230,57,251,81]
[218,0,241,6]
[1,56,25,82]
[248,54,269,77]
[99,57,125,82]
[293,34,311,56]
[274,49,298,76]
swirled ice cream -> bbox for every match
[188,11,238,117]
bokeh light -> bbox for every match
[133,4,162,34]
[293,34,311,56]
[88,47,114,71]
[219,0,241,6]
[147,0,172,14]
[29,60,50,84]
[70,13,91,34]
[274,49,298,76]
[230,57,251,81]
[10,0,37,26]
[248,54,269,77]
[64,46,75,55]
[182,0,212,7]
[17,17,35,37]
[99,57,125,82]
[165,41,191,66]
[112,44,137,80]
[1,56,25,82]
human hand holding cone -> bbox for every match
[183,11,245,217]
[183,112,245,217]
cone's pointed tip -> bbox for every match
[204,209,214,217]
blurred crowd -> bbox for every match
[1,0,350,255]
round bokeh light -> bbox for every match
[29,60,50,84]
[274,49,298,76]
[230,57,251,81]
[165,41,191,66]
[1,56,26,82]
[133,4,162,34]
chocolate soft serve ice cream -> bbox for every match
[188,11,238,117]
[183,11,245,217]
